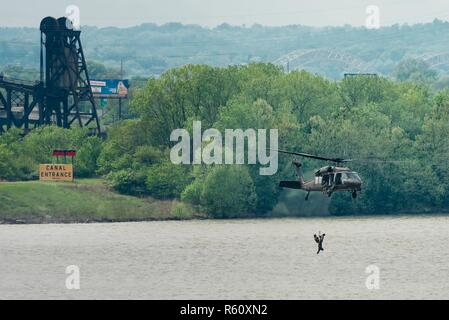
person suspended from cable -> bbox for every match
[314,232,326,254]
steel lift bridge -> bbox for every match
[0,16,100,134]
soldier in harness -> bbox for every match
[314,232,326,254]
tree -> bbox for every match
[97,120,155,174]
[106,169,147,195]
[131,64,242,147]
[201,166,257,218]
[0,144,16,180]
[271,70,340,123]
[146,163,191,199]
[214,98,281,213]
[87,61,122,79]
[393,58,437,83]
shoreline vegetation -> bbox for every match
[0,179,207,224]
[1,178,447,225]
[4,63,449,218]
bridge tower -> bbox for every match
[39,16,100,131]
[0,16,100,133]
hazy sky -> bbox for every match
[3,0,449,28]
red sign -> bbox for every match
[53,150,77,157]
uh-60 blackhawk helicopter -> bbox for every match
[275,150,364,200]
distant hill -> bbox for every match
[2,20,449,79]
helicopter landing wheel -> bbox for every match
[352,191,357,199]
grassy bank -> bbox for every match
[0,179,204,224]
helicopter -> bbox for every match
[276,150,363,200]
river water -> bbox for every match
[1,215,449,299]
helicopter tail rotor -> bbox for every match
[279,158,305,190]
[292,158,305,185]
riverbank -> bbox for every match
[2,179,446,225]
[0,179,205,224]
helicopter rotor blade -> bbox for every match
[272,150,408,165]
[350,159,408,164]
[273,149,352,163]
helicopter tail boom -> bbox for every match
[279,180,303,189]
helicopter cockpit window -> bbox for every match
[342,172,362,182]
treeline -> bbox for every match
[2,63,449,217]
[3,20,449,78]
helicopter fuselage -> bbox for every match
[279,161,362,199]
[275,149,366,200]
[303,166,362,195]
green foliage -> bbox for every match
[181,178,203,205]
[6,60,449,217]
[215,98,275,130]
[97,116,195,200]
[393,58,437,83]
[87,60,122,79]
[131,64,243,146]
[170,202,196,219]
[272,70,340,123]
[74,136,103,177]
[106,169,147,195]
[145,163,191,199]
[214,98,281,213]
[0,144,17,180]
[0,179,201,222]
[98,63,449,216]
[200,166,257,218]
[0,129,30,179]
[0,126,102,180]
[97,120,157,174]
[24,126,102,178]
